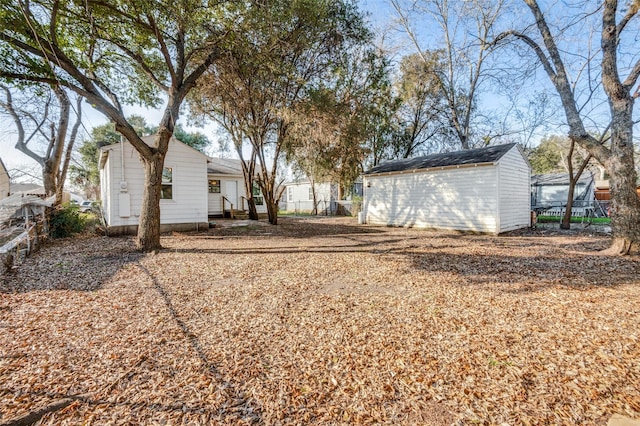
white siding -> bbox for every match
[100,156,112,225]
[364,165,499,233]
[102,139,208,227]
[207,176,268,215]
[497,147,531,232]
[283,182,333,212]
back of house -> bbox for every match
[99,135,209,235]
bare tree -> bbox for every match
[560,138,594,230]
[497,0,640,254]
[190,0,369,225]
[390,0,509,149]
[0,84,82,205]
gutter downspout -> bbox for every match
[118,135,131,218]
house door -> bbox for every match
[224,180,238,209]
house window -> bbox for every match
[288,187,293,202]
[208,179,221,193]
[252,182,264,205]
[161,167,173,199]
[308,187,313,200]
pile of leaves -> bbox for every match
[1,217,638,425]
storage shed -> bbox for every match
[362,143,531,234]
[282,180,337,214]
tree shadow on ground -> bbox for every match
[167,235,421,256]
[0,236,142,293]
[198,217,385,239]
[133,263,263,424]
[406,249,640,291]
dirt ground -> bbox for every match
[1,217,639,425]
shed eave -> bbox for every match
[365,161,496,178]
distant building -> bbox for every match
[0,158,9,200]
[530,171,595,210]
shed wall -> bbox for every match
[498,148,531,232]
[364,165,499,233]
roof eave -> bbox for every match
[364,161,497,178]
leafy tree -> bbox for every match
[528,136,565,174]
[0,83,81,204]
[391,52,450,159]
[0,0,233,251]
[149,124,210,152]
[190,0,369,224]
[285,46,397,197]
[497,0,640,254]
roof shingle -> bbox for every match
[365,143,516,175]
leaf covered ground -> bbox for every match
[1,217,639,425]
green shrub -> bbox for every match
[49,202,87,238]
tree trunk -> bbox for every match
[247,197,259,220]
[137,152,165,252]
[257,175,280,225]
[264,190,278,225]
[42,161,57,198]
[560,183,575,230]
[241,170,259,220]
[245,185,259,220]
[56,96,83,205]
[562,143,593,230]
[310,179,318,215]
[603,138,640,255]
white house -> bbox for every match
[362,143,531,234]
[206,158,267,217]
[281,180,337,214]
[99,136,268,234]
[100,135,209,235]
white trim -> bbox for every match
[495,162,501,234]
[364,161,495,178]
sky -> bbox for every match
[1,0,636,182]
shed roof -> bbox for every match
[207,158,243,175]
[531,171,594,186]
[365,143,516,175]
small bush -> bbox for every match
[49,202,87,238]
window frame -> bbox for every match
[208,179,221,194]
[252,182,264,205]
[160,166,174,200]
